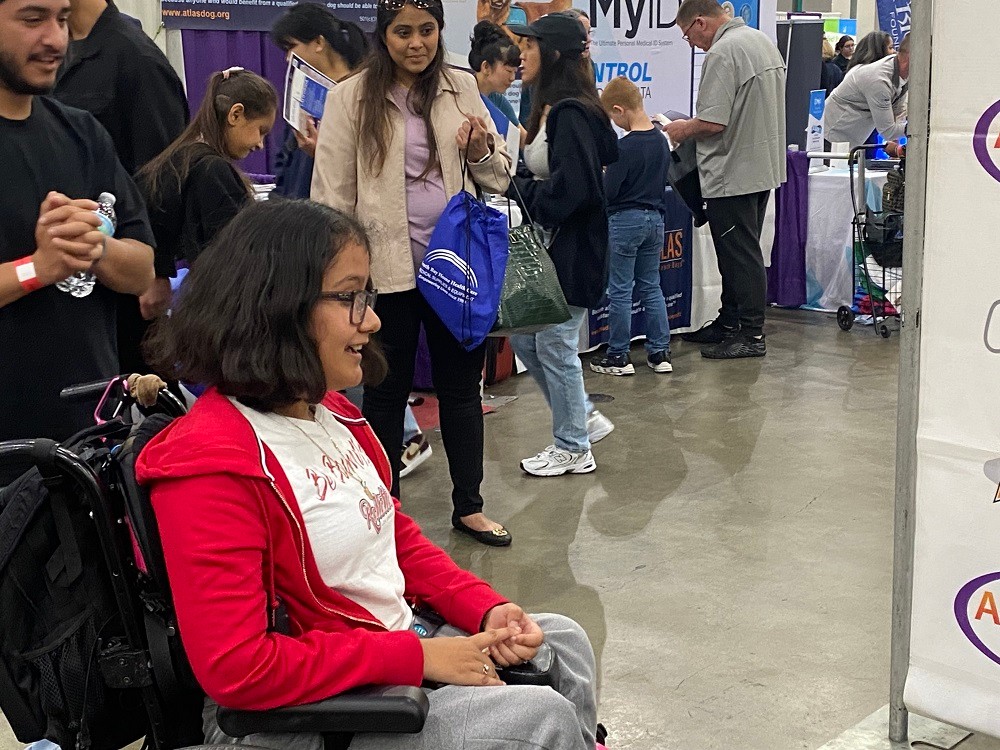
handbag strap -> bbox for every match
[506,173,537,229]
[460,130,473,196]
[460,131,475,345]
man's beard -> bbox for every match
[0,50,54,96]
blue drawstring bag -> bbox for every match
[418,189,509,352]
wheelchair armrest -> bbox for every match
[496,642,559,688]
[215,685,429,737]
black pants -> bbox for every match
[363,289,486,518]
[704,190,770,336]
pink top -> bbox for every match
[389,84,448,273]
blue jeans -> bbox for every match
[607,209,671,357]
[511,307,593,453]
[403,405,420,443]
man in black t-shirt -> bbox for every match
[54,0,188,373]
[0,0,155,442]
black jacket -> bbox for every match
[821,60,844,96]
[140,144,251,271]
[510,100,619,309]
[54,4,188,176]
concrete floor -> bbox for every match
[2,308,999,750]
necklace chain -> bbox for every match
[280,410,367,488]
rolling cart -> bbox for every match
[837,144,904,339]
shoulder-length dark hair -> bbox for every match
[271,3,370,70]
[525,41,606,144]
[357,0,447,178]
[146,200,387,411]
[138,69,277,203]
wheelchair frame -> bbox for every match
[0,377,430,750]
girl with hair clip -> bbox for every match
[137,200,599,750]
[138,67,277,290]
[312,0,514,546]
[503,13,619,477]
[270,3,370,198]
[468,20,527,148]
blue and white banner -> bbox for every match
[875,0,912,47]
[806,89,825,152]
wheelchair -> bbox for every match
[0,376,558,750]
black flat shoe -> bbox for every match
[451,518,513,547]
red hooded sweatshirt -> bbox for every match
[135,388,507,710]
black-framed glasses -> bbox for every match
[319,289,378,325]
[680,17,703,41]
[377,0,439,11]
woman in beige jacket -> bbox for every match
[311,0,513,546]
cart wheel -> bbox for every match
[879,323,892,339]
[837,306,855,331]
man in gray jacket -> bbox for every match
[665,0,786,359]
[823,33,909,148]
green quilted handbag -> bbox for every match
[489,191,571,337]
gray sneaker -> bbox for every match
[520,446,597,477]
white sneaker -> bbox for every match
[399,434,432,479]
[587,410,615,443]
[520,446,597,477]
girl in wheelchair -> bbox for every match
[136,200,599,749]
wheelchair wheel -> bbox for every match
[879,323,892,339]
[837,306,855,331]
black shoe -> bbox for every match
[701,331,766,359]
[452,517,513,547]
[681,319,737,344]
[646,350,673,373]
[590,352,635,376]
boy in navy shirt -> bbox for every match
[590,77,673,376]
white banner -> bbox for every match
[903,0,1000,737]
[442,0,777,120]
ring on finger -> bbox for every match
[482,663,491,675]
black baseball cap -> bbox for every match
[507,13,587,56]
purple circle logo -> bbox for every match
[974,100,1000,183]
[955,572,1000,664]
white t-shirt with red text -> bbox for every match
[232,400,412,631]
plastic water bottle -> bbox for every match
[56,192,116,298]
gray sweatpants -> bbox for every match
[203,613,597,750]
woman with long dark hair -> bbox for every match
[312,0,513,546]
[503,13,618,477]
[138,200,598,750]
[846,30,892,71]
[138,68,276,277]
[270,3,369,198]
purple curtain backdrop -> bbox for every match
[181,30,288,178]
[767,150,810,308]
